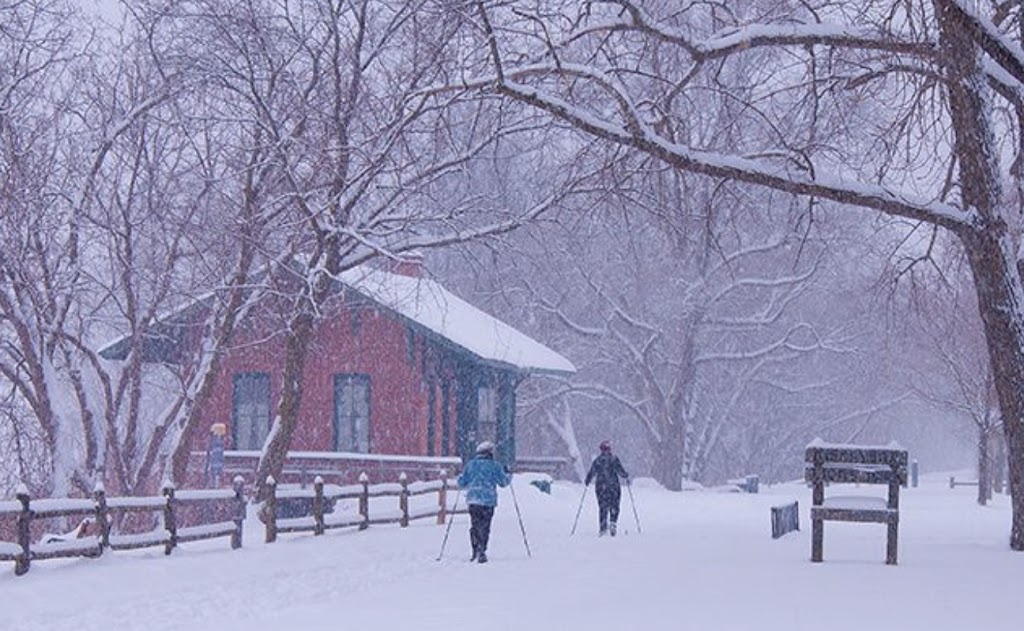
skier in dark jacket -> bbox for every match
[457,441,511,563]
[585,440,630,536]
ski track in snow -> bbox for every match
[1,473,1021,631]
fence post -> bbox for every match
[358,472,370,531]
[15,483,30,576]
[231,476,246,550]
[162,481,177,556]
[94,482,110,552]
[437,469,448,526]
[949,476,955,489]
[399,472,409,528]
[265,476,278,544]
[313,476,325,536]
[911,460,919,488]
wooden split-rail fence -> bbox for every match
[263,471,467,542]
[0,477,247,577]
[0,470,461,577]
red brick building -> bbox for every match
[101,260,575,485]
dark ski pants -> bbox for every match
[595,486,621,533]
[469,504,495,556]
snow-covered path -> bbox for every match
[2,474,1021,631]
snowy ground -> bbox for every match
[2,472,1021,631]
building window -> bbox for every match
[477,386,498,444]
[232,372,270,450]
[334,374,371,453]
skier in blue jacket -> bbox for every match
[457,441,511,563]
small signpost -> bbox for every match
[770,501,800,539]
[207,423,226,488]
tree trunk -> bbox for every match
[652,421,686,491]
[978,426,992,506]
[254,311,315,501]
[994,432,1007,494]
[961,232,1024,549]
[937,0,1024,549]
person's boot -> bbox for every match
[471,546,478,562]
[477,550,488,564]
[610,521,617,537]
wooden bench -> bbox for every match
[805,441,907,565]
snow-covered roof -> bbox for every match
[340,267,576,375]
[99,263,576,376]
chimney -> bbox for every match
[392,251,424,277]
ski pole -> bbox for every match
[508,481,532,557]
[626,480,642,534]
[569,485,587,536]
[436,488,462,561]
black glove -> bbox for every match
[503,465,511,475]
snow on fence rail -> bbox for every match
[0,478,246,576]
[262,470,467,543]
[0,469,460,577]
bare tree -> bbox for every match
[910,257,1002,504]
[467,0,1024,549]
[142,0,583,496]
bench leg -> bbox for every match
[811,518,823,562]
[886,521,898,565]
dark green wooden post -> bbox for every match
[496,374,517,466]
[455,364,479,462]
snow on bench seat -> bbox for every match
[822,495,889,510]
[811,495,898,523]
[0,500,23,515]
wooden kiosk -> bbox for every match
[804,440,908,565]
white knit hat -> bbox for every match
[476,440,495,454]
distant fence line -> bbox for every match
[0,470,458,577]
